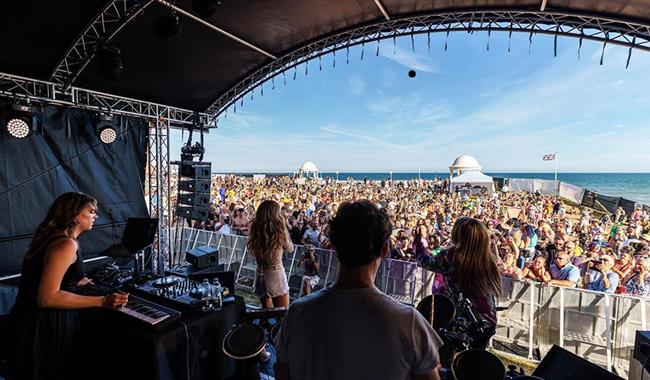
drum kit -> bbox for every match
[416,294,543,380]
[221,307,287,380]
[220,294,544,380]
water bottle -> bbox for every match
[201,279,212,311]
[211,278,223,309]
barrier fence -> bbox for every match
[173,227,646,377]
[498,176,650,215]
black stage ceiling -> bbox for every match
[1,1,650,115]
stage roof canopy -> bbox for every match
[1,0,650,120]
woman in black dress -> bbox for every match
[9,192,128,380]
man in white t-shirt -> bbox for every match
[275,200,442,380]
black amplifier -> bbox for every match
[125,275,203,311]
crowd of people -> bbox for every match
[181,174,650,298]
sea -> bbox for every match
[233,172,650,206]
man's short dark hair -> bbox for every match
[328,200,392,268]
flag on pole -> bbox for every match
[543,154,556,161]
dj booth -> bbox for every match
[78,295,245,380]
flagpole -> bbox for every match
[554,152,558,182]
[555,152,559,195]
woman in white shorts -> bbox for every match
[248,200,294,308]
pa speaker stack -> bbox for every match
[176,156,211,221]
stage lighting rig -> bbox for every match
[192,0,223,18]
[181,142,205,158]
[4,103,32,139]
[96,113,117,144]
[179,112,207,160]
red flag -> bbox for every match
[543,154,556,161]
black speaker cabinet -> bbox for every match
[186,245,219,269]
[532,345,622,380]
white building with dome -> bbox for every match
[448,155,495,194]
[297,161,319,179]
[449,154,482,177]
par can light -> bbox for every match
[6,116,31,138]
[4,104,32,139]
[98,126,117,144]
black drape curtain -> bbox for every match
[0,104,149,276]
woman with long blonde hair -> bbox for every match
[414,216,501,349]
[248,200,294,308]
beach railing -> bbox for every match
[173,227,645,377]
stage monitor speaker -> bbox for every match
[177,193,210,207]
[176,206,209,221]
[532,345,623,380]
[630,330,650,379]
[186,245,219,269]
[178,179,210,193]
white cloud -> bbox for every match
[184,35,650,173]
[379,46,441,73]
[347,75,365,95]
[319,124,402,149]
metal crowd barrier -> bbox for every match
[172,227,645,377]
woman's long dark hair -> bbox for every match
[451,217,501,300]
[25,192,97,258]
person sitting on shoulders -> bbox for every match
[275,200,442,380]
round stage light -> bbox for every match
[99,126,117,144]
[6,116,31,138]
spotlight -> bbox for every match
[5,104,32,139]
[408,70,417,78]
[153,11,182,40]
[99,127,117,144]
[192,0,223,18]
[96,114,117,144]
[98,45,123,82]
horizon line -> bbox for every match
[210,171,650,174]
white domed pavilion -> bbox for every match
[448,155,495,194]
[449,154,482,177]
[298,161,319,179]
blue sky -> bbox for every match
[170,30,650,173]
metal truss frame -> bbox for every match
[204,9,650,117]
[50,0,154,90]
[0,71,183,272]
[0,72,210,126]
[147,114,172,273]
